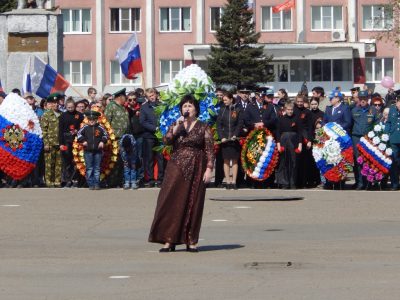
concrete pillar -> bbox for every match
[146,0,154,88]
[296,0,305,42]
[348,0,357,42]
[96,0,104,92]
[196,0,204,44]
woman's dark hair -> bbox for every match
[278,88,288,101]
[310,97,320,104]
[179,94,200,117]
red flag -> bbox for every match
[272,0,295,14]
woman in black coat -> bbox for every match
[216,92,244,189]
[275,102,303,189]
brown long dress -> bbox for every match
[148,121,215,245]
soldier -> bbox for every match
[40,93,62,187]
[351,90,379,190]
[348,87,360,109]
[385,94,400,190]
[104,88,130,187]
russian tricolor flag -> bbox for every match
[0,79,4,93]
[0,93,43,180]
[30,56,69,98]
[116,32,143,80]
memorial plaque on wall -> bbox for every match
[8,33,48,52]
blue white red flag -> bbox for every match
[22,56,32,96]
[30,56,69,98]
[115,32,143,80]
[0,79,4,93]
[0,93,43,180]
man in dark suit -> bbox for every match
[323,89,352,134]
[322,90,352,189]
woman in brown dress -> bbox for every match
[148,95,215,253]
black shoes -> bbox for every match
[159,244,176,253]
[186,246,199,253]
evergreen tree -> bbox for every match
[0,0,16,13]
[207,0,272,88]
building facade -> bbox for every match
[56,0,399,96]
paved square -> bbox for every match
[1,188,400,299]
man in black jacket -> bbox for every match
[59,98,84,187]
[139,88,164,187]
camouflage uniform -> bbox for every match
[40,109,62,186]
[104,100,130,187]
[104,101,130,139]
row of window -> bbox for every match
[62,5,392,34]
[63,58,394,86]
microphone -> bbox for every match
[183,111,189,118]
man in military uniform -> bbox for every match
[348,87,360,109]
[385,95,400,190]
[40,93,62,187]
[104,88,130,187]
[351,90,379,190]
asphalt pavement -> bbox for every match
[1,188,400,300]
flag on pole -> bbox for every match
[272,0,295,13]
[115,32,143,80]
[0,79,4,94]
[30,56,69,98]
[22,56,32,96]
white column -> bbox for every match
[196,0,205,44]
[296,0,305,42]
[348,0,357,42]
[95,0,104,92]
[146,0,154,88]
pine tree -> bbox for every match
[207,0,272,88]
[0,0,16,13]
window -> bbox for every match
[64,61,92,85]
[290,61,310,82]
[311,6,342,30]
[110,61,142,85]
[261,7,292,31]
[312,60,331,81]
[362,5,393,30]
[366,58,394,82]
[62,9,91,33]
[160,60,183,84]
[160,8,191,32]
[110,8,141,32]
[210,7,223,31]
[333,59,352,81]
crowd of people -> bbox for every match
[0,83,399,191]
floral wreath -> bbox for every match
[0,93,43,180]
[356,124,392,183]
[312,122,354,182]
[72,109,118,180]
[241,128,279,181]
[154,64,220,157]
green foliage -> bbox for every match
[207,0,273,87]
[0,0,16,13]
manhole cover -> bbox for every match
[244,261,300,269]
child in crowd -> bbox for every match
[119,134,138,190]
[77,111,108,190]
